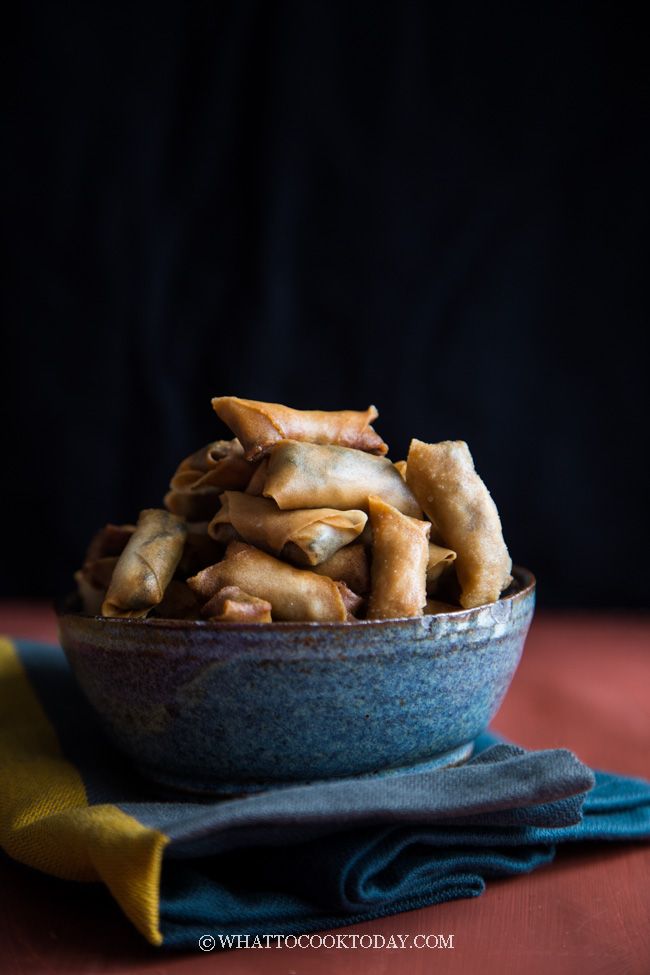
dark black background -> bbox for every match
[2,2,648,606]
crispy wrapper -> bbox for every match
[212,396,388,459]
[367,496,430,619]
[188,542,361,622]
[313,543,370,595]
[102,509,187,618]
[177,438,242,472]
[426,542,457,594]
[201,586,273,623]
[164,439,255,521]
[406,439,512,609]
[245,456,269,495]
[209,491,367,566]
[385,463,449,543]
[262,441,421,517]
[172,439,253,490]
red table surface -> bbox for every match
[1,602,649,975]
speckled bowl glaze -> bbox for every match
[58,567,535,795]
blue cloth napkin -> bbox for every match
[1,637,649,950]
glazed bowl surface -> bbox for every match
[58,567,535,794]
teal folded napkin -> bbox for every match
[1,637,649,950]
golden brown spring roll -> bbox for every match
[209,492,367,566]
[102,509,187,618]
[176,438,245,474]
[262,441,421,517]
[164,439,255,521]
[171,441,253,491]
[201,586,273,623]
[406,439,512,609]
[426,542,457,594]
[367,496,430,619]
[313,543,370,595]
[212,396,388,459]
[188,542,361,622]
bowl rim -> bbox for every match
[57,565,535,632]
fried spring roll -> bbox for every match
[177,438,242,472]
[406,439,512,609]
[102,509,187,618]
[201,586,273,623]
[172,439,253,490]
[313,543,370,595]
[209,491,367,566]
[426,542,457,594]
[188,542,361,622]
[212,396,388,459]
[367,496,430,619]
[164,439,255,521]
[262,441,421,517]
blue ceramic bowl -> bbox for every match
[58,567,535,795]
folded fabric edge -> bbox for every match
[0,637,168,946]
[160,875,488,951]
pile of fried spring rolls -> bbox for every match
[75,397,512,622]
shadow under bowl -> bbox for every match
[57,566,535,795]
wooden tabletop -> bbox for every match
[1,603,649,975]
